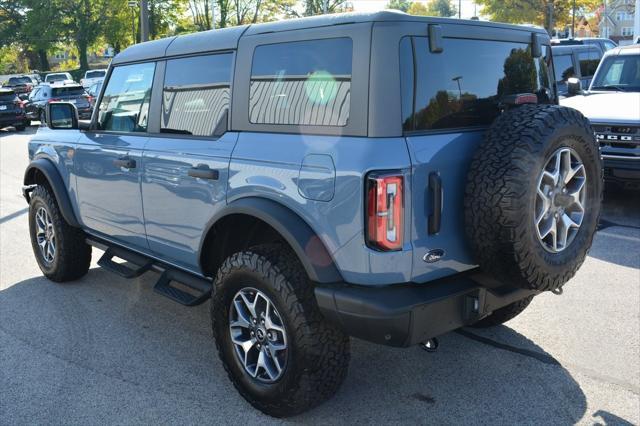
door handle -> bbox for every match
[113,157,136,169]
[428,172,443,235]
[188,164,219,180]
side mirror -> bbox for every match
[46,102,78,129]
[567,77,582,96]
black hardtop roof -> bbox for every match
[112,11,548,65]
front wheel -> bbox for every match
[211,244,350,417]
[28,185,92,281]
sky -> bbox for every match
[350,0,482,19]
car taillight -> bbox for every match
[366,172,404,251]
[48,98,61,103]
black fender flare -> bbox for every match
[201,197,343,284]
[23,158,81,228]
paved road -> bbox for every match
[1,126,639,425]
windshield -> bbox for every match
[86,70,105,79]
[591,54,640,92]
[52,86,85,97]
[8,77,31,84]
[46,74,67,82]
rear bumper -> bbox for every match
[0,113,27,127]
[315,271,538,347]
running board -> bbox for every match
[88,238,212,306]
[97,247,153,278]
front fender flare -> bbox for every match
[23,158,80,228]
[202,197,343,284]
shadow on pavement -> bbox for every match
[0,268,588,424]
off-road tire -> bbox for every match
[211,244,350,417]
[465,105,602,292]
[28,185,92,281]
[471,296,534,328]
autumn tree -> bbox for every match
[387,0,412,12]
[425,0,456,17]
[475,0,600,33]
[304,0,347,16]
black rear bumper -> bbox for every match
[315,272,537,347]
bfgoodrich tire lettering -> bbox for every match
[211,244,350,417]
[28,185,91,281]
[465,105,602,292]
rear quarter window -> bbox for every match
[249,38,352,126]
[403,37,554,132]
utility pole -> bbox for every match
[571,0,576,38]
[128,1,137,44]
[323,0,328,14]
[140,0,149,42]
[458,0,461,18]
[634,0,640,42]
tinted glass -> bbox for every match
[0,91,16,101]
[86,70,106,79]
[161,53,232,136]
[406,38,554,131]
[592,54,640,91]
[400,37,415,130]
[250,38,352,126]
[97,62,155,132]
[52,86,85,97]
[9,77,30,84]
[578,50,601,77]
[553,54,575,82]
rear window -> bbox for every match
[47,74,67,82]
[86,70,106,79]
[402,37,554,132]
[0,91,16,101]
[9,77,30,84]
[578,50,601,78]
[249,37,352,126]
[52,86,85,97]
[161,53,232,136]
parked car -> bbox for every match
[562,44,640,188]
[86,80,102,108]
[44,72,73,83]
[3,75,34,95]
[0,89,29,130]
[552,44,603,96]
[23,12,602,417]
[80,69,107,88]
[551,37,617,53]
[25,82,92,121]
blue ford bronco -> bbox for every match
[24,12,602,417]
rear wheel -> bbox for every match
[28,185,92,281]
[211,244,350,417]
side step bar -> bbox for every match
[89,238,212,306]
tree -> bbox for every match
[475,0,600,34]
[407,2,428,15]
[387,0,412,12]
[425,0,456,17]
[56,0,112,70]
[303,0,346,16]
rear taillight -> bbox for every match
[366,172,404,251]
[48,98,61,103]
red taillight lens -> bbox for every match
[366,172,404,251]
[48,98,61,103]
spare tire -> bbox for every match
[465,104,602,292]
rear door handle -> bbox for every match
[428,172,443,235]
[188,164,219,180]
[113,157,136,169]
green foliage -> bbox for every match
[0,45,29,74]
[425,0,457,17]
[303,0,347,16]
[475,0,600,32]
[387,0,412,12]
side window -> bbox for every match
[578,50,601,78]
[29,88,40,101]
[249,38,352,126]
[97,62,155,132]
[161,53,232,136]
[406,37,553,131]
[554,54,575,82]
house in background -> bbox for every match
[575,16,596,37]
[599,0,636,45]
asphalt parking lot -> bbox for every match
[1,125,639,424]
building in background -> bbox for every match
[599,0,636,45]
